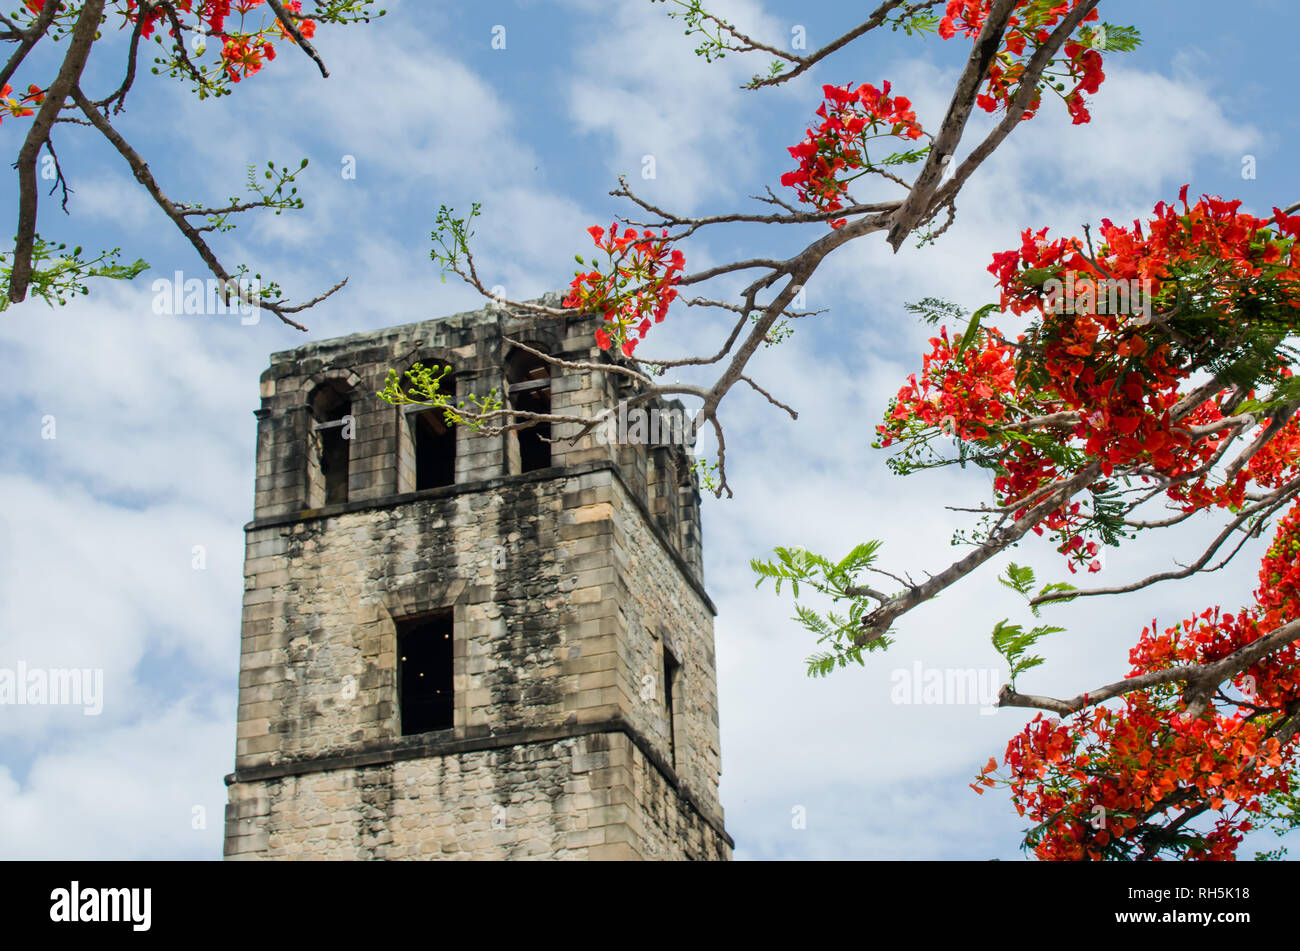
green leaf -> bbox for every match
[957,302,999,355]
[998,563,1037,598]
[1017,267,1058,287]
[991,617,1065,685]
[753,540,894,677]
[904,296,967,326]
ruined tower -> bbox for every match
[222,299,732,859]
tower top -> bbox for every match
[250,296,706,587]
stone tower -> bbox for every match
[222,300,732,860]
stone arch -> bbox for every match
[501,321,563,356]
[395,351,459,493]
[304,372,360,507]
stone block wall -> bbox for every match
[226,730,727,860]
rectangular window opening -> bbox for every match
[397,613,454,736]
[320,427,350,505]
[663,649,679,769]
[413,409,456,489]
[512,384,551,472]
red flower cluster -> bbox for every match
[124,0,314,84]
[1257,504,1300,632]
[563,224,684,357]
[780,81,923,229]
[222,34,278,82]
[990,694,1285,860]
[1,82,45,126]
[881,188,1300,573]
[985,528,1300,862]
[938,0,1106,124]
[881,325,1018,443]
[906,191,1300,858]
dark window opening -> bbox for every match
[397,614,454,736]
[320,428,349,504]
[515,390,551,471]
[413,409,457,489]
[663,649,679,768]
[408,369,456,490]
[506,349,552,472]
[310,383,351,505]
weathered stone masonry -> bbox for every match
[223,299,732,859]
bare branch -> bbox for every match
[999,617,1300,717]
[853,462,1103,645]
[885,0,1020,250]
[743,1,946,90]
[1032,476,1300,607]
[740,374,797,419]
[9,0,104,304]
[0,0,61,94]
[912,0,1103,247]
[500,336,656,389]
[266,0,330,78]
[613,175,902,236]
[69,85,342,329]
[92,0,155,113]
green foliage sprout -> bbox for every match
[377,361,503,432]
[752,542,894,677]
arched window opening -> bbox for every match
[406,369,457,490]
[309,382,351,506]
[506,348,552,472]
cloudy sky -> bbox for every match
[1,0,1296,860]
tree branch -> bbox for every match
[8,0,104,304]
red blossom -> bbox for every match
[564,223,685,355]
[877,188,1300,858]
[938,0,1107,125]
[780,80,925,226]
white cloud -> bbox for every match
[0,699,229,860]
[563,0,801,211]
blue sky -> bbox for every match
[1,0,1297,860]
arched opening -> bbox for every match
[506,348,552,472]
[406,368,457,490]
[308,382,352,506]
